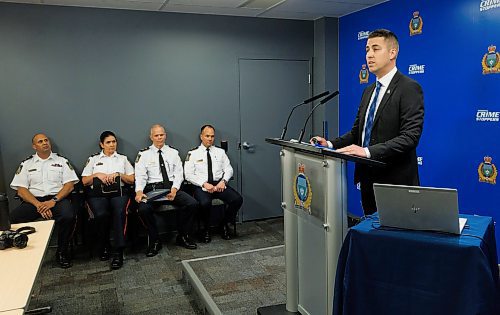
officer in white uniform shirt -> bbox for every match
[82,131,135,270]
[10,133,79,268]
[134,124,198,256]
[184,125,243,243]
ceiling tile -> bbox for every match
[0,0,41,4]
[168,0,247,8]
[0,0,389,20]
[162,3,261,17]
[41,0,164,11]
[240,0,283,9]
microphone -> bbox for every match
[297,91,339,143]
[279,91,330,140]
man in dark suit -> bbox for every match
[312,29,424,215]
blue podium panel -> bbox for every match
[333,214,499,315]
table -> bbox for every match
[333,214,500,315]
[0,220,54,313]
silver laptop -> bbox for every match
[373,183,467,234]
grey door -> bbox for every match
[239,59,311,221]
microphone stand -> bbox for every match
[297,91,339,143]
[280,91,330,140]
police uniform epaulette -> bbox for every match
[91,152,100,157]
[139,147,149,152]
[54,153,66,159]
[21,155,34,163]
[169,145,178,151]
[116,151,125,156]
[56,154,75,170]
[189,146,198,151]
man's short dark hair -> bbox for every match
[369,29,399,51]
[200,124,215,134]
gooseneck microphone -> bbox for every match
[297,91,339,143]
[280,91,330,140]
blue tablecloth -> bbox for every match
[333,214,500,315]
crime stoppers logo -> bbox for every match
[480,0,500,12]
[476,110,500,122]
[409,64,425,75]
[409,11,423,36]
[359,64,369,84]
[482,45,500,75]
[358,31,370,40]
[478,156,497,184]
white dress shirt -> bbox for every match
[82,151,134,185]
[10,152,79,197]
[134,144,184,191]
[184,144,233,187]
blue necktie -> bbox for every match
[363,81,382,148]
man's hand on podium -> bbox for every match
[310,136,328,147]
[336,144,367,157]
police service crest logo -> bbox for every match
[478,156,497,184]
[293,163,312,213]
[482,45,500,75]
[359,64,369,84]
[409,11,423,36]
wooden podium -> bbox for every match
[260,138,384,315]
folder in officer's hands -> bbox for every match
[93,176,121,196]
[144,189,170,202]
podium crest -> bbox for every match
[293,163,312,213]
[478,156,497,184]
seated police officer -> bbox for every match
[134,124,198,256]
[10,133,79,268]
[184,124,243,243]
[81,131,135,270]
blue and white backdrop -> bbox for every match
[339,0,500,258]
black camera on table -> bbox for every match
[0,226,35,250]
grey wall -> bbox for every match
[312,17,339,138]
[0,2,315,204]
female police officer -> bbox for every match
[82,131,134,269]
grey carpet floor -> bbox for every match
[185,246,286,314]
[27,218,284,314]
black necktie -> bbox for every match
[207,148,214,184]
[158,150,169,186]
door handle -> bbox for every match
[242,141,254,150]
